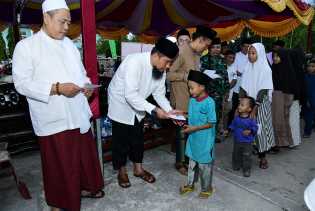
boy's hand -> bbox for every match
[182,125,196,134]
[242,129,251,136]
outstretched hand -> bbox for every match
[155,107,170,119]
[182,125,196,134]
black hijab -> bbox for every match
[288,48,306,102]
[271,49,299,97]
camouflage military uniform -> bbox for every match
[200,54,230,137]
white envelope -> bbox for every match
[204,69,221,79]
[168,114,186,121]
[84,84,102,90]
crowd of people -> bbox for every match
[10,0,315,210]
[169,27,315,199]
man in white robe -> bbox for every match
[108,38,180,188]
[12,0,104,210]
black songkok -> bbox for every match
[188,70,211,86]
[195,25,217,40]
[176,28,191,39]
[155,37,179,59]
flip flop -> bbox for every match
[118,172,131,188]
[179,185,195,195]
[199,188,215,199]
[81,190,105,199]
[175,163,188,176]
[134,170,156,183]
[259,159,268,169]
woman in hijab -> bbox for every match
[288,48,306,147]
[240,43,275,169]
[271,49,299,150]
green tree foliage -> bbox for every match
[227,24,310,53]
[96,36,111,56]
[96,36,121,57]
[0,31,7,61]
[6,26,14,58]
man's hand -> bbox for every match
[242,129,251,136]
[155,107,170,119]
[59,83,82,97]
[81,88,94,99]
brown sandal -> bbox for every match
[134,170,156,183]
[118,172,131,188]
[175,163,188,176]
[259,159,268,169]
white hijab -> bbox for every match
[241,43,273,100]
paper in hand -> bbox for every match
[204,69,221,79]
[168,114,186,121]
[84,84,102,90]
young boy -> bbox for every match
[303,58,315,138]
[179,70,216,199]
[229,97,258,177]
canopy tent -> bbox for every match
[0,0,314,118]
[0,0,313,42]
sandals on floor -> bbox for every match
[118,172,131,188]
[259,159,268,169]
[179,185,195,195]
[134,170,156,184]
[198,188,215,199]
[81,190,105,199]
[175,163,188,176]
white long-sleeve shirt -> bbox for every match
[108,52,172,125]
[233,51,249,93]
[12,30,92,136]
[227,63,237,101]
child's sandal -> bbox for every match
[198,188,214,199]
[179,185,194,195]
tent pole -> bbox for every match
[80,0,100,118]
[80,0,103,175]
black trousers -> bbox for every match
[232,142,252,171]
[175,126,189,164]
[112,119,144,170]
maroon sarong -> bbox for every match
[39,129,104,211]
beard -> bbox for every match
[152,66,164,79]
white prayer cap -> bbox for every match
[42,0,69,13]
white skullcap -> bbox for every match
[42,0,69,13]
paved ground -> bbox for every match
[0,133,314,211]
